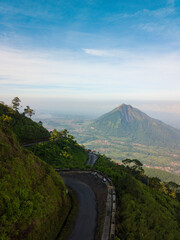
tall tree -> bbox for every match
[122,159,144,175]
[24,106,35,118]
[12,97,21,111]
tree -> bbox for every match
[122,159,144,175]
[23,106,35,118]
[0,114,12,130]
[60,129,69,138]
[59,150,72,161]
[50,129,62,142]
[67,134,75,140]
[12,97,21,111]
[149,177,161,190]
[165,181,180,190]
[38,121,43,126]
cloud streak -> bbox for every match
[103,5,175,23]
[0,46,180,101]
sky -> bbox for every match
[0,0,180,125]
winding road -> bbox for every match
[62,176,97,240]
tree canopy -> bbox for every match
[24,106,35,118]
[12,97,21,111]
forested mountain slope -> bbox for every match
[93,104,180,148]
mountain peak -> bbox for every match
[113,104,143,121]
[115,104,132,111]
[93,104,180,149]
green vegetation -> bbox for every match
[26,129,88,169]
[1,99,179,240]
[0,99,74,240]
[11,97,21,111]
[72,103,180,176]
[0,102,50,144]
[39,110,180,177]
[80,134,180,176]
[23,105,35,118]
[94,155,180,240]
[0,126,69,240]
[0,99,88,240]
[144,167,180,185]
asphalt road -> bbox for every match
[21,140,49,147]
[62,176,97,240]
[86,153,98,166]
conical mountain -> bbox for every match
[92,104,180,149]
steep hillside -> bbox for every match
[95,155,180,240]
[26,130,88,169]
[92,104,180,149]
[0,127,69,239]
[0,103,50,144]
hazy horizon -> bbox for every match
[2,97,179,129]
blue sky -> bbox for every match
[1,0,179,49]
[0,0,180,119]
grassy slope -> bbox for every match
[0,103,50,144]
[0,128,69,240]
[94,156,180,240]
[144,167,180,185]
[26,138,88,169]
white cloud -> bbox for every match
[138,23,167,32]
[145,7,174,17]
[0,46,180,101]
[104,5,175,23]
[83,49,112,57]
[83,48,136,58]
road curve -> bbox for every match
[62,176,97,240]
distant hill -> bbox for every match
[92,104,180,149]
[144,167,180,184]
